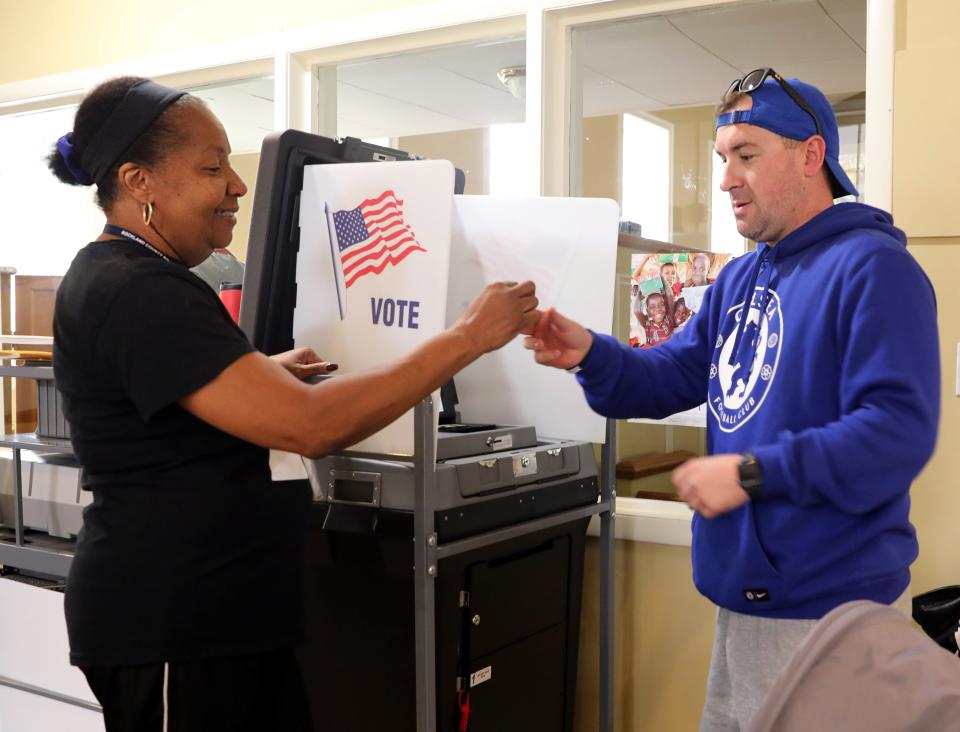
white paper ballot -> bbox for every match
[447,196,620,445]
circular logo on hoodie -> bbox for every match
[708,288,783,433]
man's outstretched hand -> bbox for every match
[522,307,593,370]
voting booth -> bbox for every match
[242,131,619,732]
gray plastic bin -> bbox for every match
[36,378,70,439]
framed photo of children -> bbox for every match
[628,250,733,427]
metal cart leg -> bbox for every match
[413,398,439,732]
[13,447,24,547]
[599,418,617,732]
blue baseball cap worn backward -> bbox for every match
[716,77,858,200]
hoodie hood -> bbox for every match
[728,203,906,389]
[760,202,907,261]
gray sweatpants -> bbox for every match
[699,590,911,731]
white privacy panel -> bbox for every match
[447,196,619,444]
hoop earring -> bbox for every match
[142,201,154,227]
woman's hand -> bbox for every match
[452,281,540,355]
[270,347,338,380]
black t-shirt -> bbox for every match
[53,240,311,667]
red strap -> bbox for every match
[458,690,470,732]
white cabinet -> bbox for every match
[0,578,103,732]
[0,687,104,732]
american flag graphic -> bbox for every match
[330,190,426,288]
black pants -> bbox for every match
[81,648,312,732]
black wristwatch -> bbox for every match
[738,453,764,499]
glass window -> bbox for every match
[0,75,274,276]
[837,118,865,201]
[621,113,671,242]
[568,0,867,457]
[0,103,102,276]
[319,37,526,195]
[710,153,743,256]
[185,75,274,262]
[187,75,274,156]
[570,0,867,251]
[488,122,527,197]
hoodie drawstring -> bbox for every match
[731,246,775,381]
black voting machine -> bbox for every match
[241,130,611,732]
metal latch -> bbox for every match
[512,452,538,478]
[485,434,514,450]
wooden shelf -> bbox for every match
[615,449,696,480]
[617,232,709,255]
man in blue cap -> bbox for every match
[524,70,940,729]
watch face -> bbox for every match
[739,455,763,489]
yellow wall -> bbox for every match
[575,541,715,732]
[582,115,622,202]
[397,128,488,195]
[891,0,960,595]
[650,106,716,251]
[228,151,261,263]
[910,240,960,595]
[892,0,960,237]
[0,0,414,84]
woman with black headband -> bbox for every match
[49,76,538,731]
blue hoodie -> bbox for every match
[577,203,940,618]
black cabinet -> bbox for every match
[299,505,588,732]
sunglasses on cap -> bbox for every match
[726,68,823,138]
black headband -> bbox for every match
[80,80,187,185]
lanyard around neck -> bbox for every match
[102,224,175,263]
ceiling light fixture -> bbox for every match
[497,66,526,100]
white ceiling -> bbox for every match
[197,0,866,152]
[189,77,275,154]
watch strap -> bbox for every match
[738,452,764,499]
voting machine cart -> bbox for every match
[241,130,616,732]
